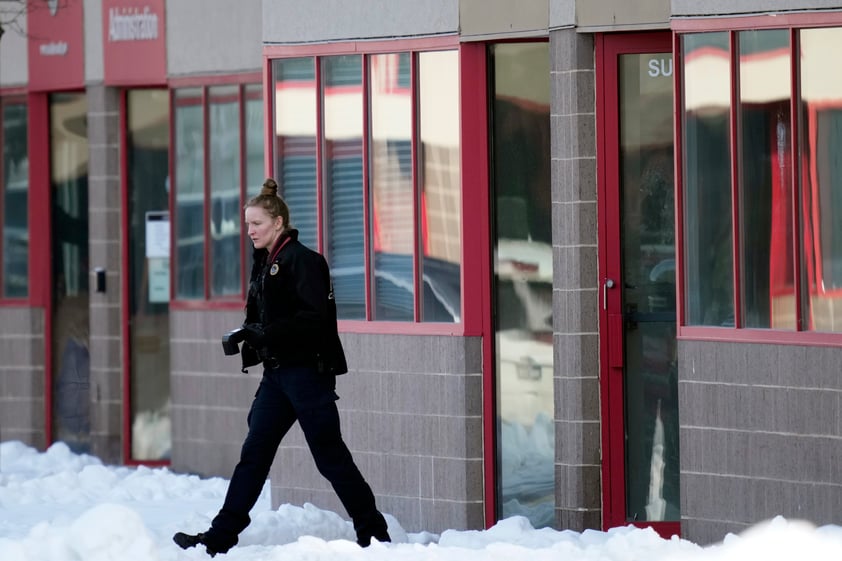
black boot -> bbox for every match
[173,530,237,557]
[355,512,391,547]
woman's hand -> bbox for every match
[242,323,267,349]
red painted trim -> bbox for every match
[27,93,52,444]
[410,53,421,322]
[168,299,247,312]
[167,72,261,89]
[672,10,842,32]
[338,319,466,336]
[678,325,842,346]
[168,89,177,304]
[239,84,248,298]
[457,41,494,527]
[315,58,325,254]
[729,32,742,328]
[631,521,681,539]
[789,29,803,331]
[674,31,686,330]
[263,57,274,179]
[119,90,132,463]
[263,35,458,58]
[0,87,28,96]
[202,87,211,300]
[361,56,373,322]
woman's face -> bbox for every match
[245,205,284,250]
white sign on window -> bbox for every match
[145,211,170,258]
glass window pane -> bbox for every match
[738,30,794,329]
[490,42,553,529]
[800,27,842,332]
[245,83,265,274]
[208,85,241,297]
[245,84,265,197]
[127,89,171,460]
[323,55,365,320]
[419,50,462,323]
[174,88,205,299]
[370,53,414,321]
[682,33,735,326]
[273,58,318,251]
[2,102,29,299]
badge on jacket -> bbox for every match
[270,263,279,276]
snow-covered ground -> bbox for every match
[2,440,842,561]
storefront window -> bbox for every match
[682,32,734,326]
[418,51,462,322]
[271,50,462,324]
[209,85,242,297]
[738,30,794,329]
[172,81,264,302]
[681,25,842,336]
[801,27,842,333]
[490,42,553,528]
[1,101,29,299]
[324,55,366,320]
[174,88,205,300]
[370,53,414,321]
[272,58,319,251]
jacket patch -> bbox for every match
[269,263,279,276]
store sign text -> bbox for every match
[40,41,69,56]
[108,6,159,42]
[648,58,673,78]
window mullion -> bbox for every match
[411,52,421,323]
[729,30,743,329]
[203,86,212,301]
[238,83,248,299]
[315,57,325,256]
[789,28,804,331]
[362,55,373,321]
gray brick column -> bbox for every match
[86,84,123,463]
[549,28,602,531]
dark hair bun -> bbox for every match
[261,178,279,196]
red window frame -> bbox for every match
[0,91,31,306]
[264,37,486,337]
[674,12,842,346]
[168,72,261,311]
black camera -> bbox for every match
[221,327,247,355]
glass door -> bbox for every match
[126,89,171,461]
[598,33,679,535]
[49,92,90,453]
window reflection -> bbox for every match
[209,85,242,297]
[2,102,28,298]
[127,89,171,461]
[323,55,365,320]
[682,33,734,326]
[491,42,554,529]
[800,28,842,333]
[419,50,462,323]
[738,30,794,329]
[273,58,318,250]
[174,88,205,299]
[370,53,414,321]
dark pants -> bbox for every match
[209,366,385,542]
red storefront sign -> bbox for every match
[27,0,85,91]
[102,0,166,85]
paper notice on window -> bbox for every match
[148,257,170,303]
[145,211,170,258]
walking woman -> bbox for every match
[174,178,390,556]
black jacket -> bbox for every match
[241,229,347,375]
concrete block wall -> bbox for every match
[268,333,484,534]
[0,308,45,447]
[678,340,842,544]
[86,84,123,464]
[169,309,256,477]
[549,28,602,532]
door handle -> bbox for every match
[603,278,615,310]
